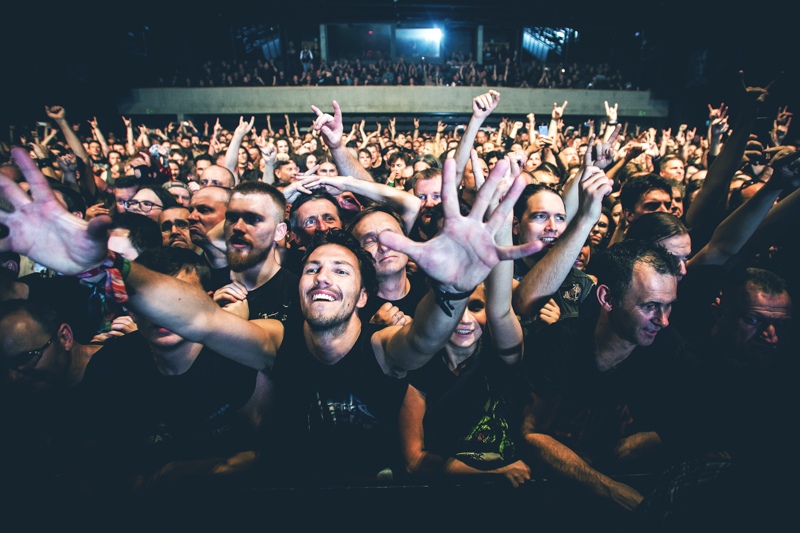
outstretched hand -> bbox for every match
[0,148,110,274]
[311,100,344,149]
[377,158,545,293]
[552,101,568,120]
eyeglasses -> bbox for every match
[7,334,55,372]
[161,219,190,233]
[124,199,163,213]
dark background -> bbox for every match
[2,1,794,139]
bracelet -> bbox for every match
[431,281,472,317]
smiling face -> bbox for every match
[608,263,677,347]
[448,285,487,349]
[514,190,566,255]
[300,244,367,332]
[350,211,408,278]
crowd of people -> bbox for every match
[0,74,797,529]
[157,43,634,89]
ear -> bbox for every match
[596,284,614,312]
[623,208,635,224]
[59,323,74,352]
[356,288,368,310]
[512,215,520,236]
[274,222,287,243]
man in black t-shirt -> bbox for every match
[211,181,299,323]
[521,240,682,513]
[4,152,544,480]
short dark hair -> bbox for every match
[0,300,62,336]
[135,247,212,292]
[109,212,163,254]
[387,151,412,167]
[411,154,441,170]
[721,268,789,301]
[51,183,87,215]
[302,229,378,297]
[347,205,408,237]
[625,212,688,244]
[113,176,139,190]
[289,191,343,234]
[619,174,672,212]
[231,181,286,223]
[513,183,563,221]
[592,239,680,302]
[194,154,213,165]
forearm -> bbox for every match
[604,155,630,186]
[512,217,594,317]
[523,433,621,500]
[94,128,110,156]
[54,118,90,166]
[224,133,245,173]
[454,115,486,185]
[486,226,522,357]
[330,146,375,182]
[126,127,135,155]
[342,177,421,231]
[687,107,757,229]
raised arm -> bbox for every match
[513,158,611,317]
[371,158,545,376]
[301,175,422,233]
[224,116,254,176]
[88,117,110,157]
[311,101,375,182]
[686,72,774,232]
[0,149,282,371]
[454,90,500,186]
[122,116,136,155]
[45,106,91,169]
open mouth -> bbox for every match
[541,236,557,244]
[455,328,474,335]
[310,290,338,302]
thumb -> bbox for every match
[378,231,423,261]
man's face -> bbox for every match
[525,152,542,173]
[358,151,372,168]
[114,186,138,214]
[351,211,408,278]
[413,140,421,154]
[396,133,406,146]
[188,187,228,242]
[590,213,610,247]
[275,161,298,185]
[366,145,379,165]
[318,162,338,176]
[293,199,343,247]
[658,233,691,282]
[237,147,249,167]
[561,147,580,168]
[180,138,191,148]
[171,152,185,165]
[660,159,685,182]
[475,131,488,145]
[414,175,443,226]
[160,207,193,248]
[224,193,285,272]
[168,161,181,180]
[514,191,566,252]
[276,140,289,154]
[166,186,191,208]
[87,141,101,157]
[195,159,211,178]
[199,166,233,188]
[624,188,671,223]
[714,283,792,366]
[300,244,367,332]
[671,187,684,217]
[1,312,69,396]
[391,158,406,176]
[108,151,121,166]
[609,263,677,347]
[127,188,164,221]
[135,269,203,350]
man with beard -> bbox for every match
[159,207,200,254]
[412,168,443,241]
[214,182,299,323]
[188,186,231,277]
[1,151,543,480]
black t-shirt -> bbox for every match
[75,332,259,473]
[270,317,409,479]
[359,271,429,324]
[524,315,691,461]
[513,263,595,321]
[408,339,525,469]
[207,267,300,325]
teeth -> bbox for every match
[456,329,472,335]
[313,293,335,302]
[541,237,556,243]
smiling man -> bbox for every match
[521,239,683,513]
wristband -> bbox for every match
[76,251,130,303]
[431,281,472,317]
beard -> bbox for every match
[226,237,273,272]
[303,294,358,335]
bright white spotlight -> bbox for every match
[424,28,442,42]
